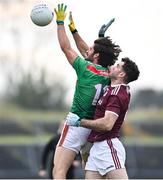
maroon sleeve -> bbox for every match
[106,95,121,115]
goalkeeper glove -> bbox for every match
[54,3,67,25]
[69,12,78,34]
[66,112,81,127]
[98,18,115,37]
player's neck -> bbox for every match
[111,79,125,86]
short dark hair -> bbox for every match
[122,57,140,83]
[94,37,121,67]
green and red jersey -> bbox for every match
[70,56,110,119]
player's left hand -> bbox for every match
[69,12,77,33]
[66,112,81,127]
[54,3,67,25]
[98,18,115,37]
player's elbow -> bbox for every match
[104,120,115,131]
[103,114,117,131]
[105,124,113,131]
[99,124,112,132]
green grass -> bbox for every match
[0,103,67,145]
[0,134,53,145]
[0,103,163,145]
[1,103,163,123]
[0,103,68,123]
[127,108,163,122]
[1,135,163,145]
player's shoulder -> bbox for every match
[74,56,107,69]
[73,56,89,66]
[110,84,130,96]
[74,56,88,63]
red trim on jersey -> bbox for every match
[87,65,109,77]
[58,124,69,146]
[107,139,121,169]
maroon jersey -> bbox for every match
[88,84,130,142]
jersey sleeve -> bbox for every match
[106,95,121,116]
[72,56,88,77]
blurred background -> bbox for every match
[0,0,163,179]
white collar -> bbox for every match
[111,84,128,87]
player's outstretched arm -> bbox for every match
[54,4,78,65]
[66,111,117,132]
[69,12,89,58]
[98,18,115,37]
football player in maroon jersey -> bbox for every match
[66,57,140,179]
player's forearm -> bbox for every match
[72,32,89,58]
[57,25,71,52]
[80,118,111,132]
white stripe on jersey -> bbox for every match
[111,85,120,95]
[105,110,119,117]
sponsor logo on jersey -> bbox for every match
[87,65,109,77]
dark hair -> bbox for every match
[122,57,140,83]
[94,37,121,67]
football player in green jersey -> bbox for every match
[53,4,121,179]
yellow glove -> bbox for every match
[54,3,67,25]
[69,12,78,34]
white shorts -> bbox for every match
[85,138,126,176]
[57,121,91,153]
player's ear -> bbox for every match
[93,53,99,64]
[119,71,126,79]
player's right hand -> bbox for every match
[98,18,115,37]
[54,3,67,25]
[69,12,78,33]
[66,112,81,127]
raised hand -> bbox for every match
[54,3,67,25]
[68,11,78,33]
[98,18,115,37]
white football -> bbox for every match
[30,3,54,26]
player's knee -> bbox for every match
[53,164,66,179]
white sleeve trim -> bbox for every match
[105,110,119,117]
